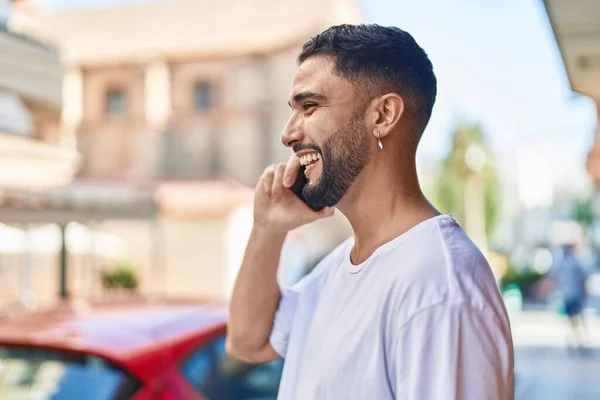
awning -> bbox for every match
[543,0,600,99]
[0,182,157,224]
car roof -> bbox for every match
[0,297,228,359]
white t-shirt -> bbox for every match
[269,214,514,400]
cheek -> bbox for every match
[304,112,338,144]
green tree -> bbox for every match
[572,197,594,229]
[434,123,501,242]
[571,197,596,249]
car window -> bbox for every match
[181,334,283,400]
[180,345,215,398]
[0,345,140,400]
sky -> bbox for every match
[356,0,598,198]
[40,0,598,196]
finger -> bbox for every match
[283,153,301,188]
[271,164,286,202]
[260,164,276,197]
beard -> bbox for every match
[299,109,371,210]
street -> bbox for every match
[512,310,600,399]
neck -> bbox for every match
[336,152,439,265]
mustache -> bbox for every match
[292,143,323,155]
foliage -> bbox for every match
[101,260,138,290]
[571,197,595,228]
[499,266,543,295]
[434,122,502,239]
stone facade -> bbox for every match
[2,0,360,305]
[22,0,361,187]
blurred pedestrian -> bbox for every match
[227,24,514,400]
[550,242,588,350]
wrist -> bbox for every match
[252,220,289,242]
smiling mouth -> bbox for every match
[299,152,321,166]
[299,153,322,181]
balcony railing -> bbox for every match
[0,29,61,113]
[159,130,220,180]
[0,132,80,190]
[75,127,220,182]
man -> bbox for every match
[550,242,588,350]
[227,24,514,399]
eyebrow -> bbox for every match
[288,91,327,108]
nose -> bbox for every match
[281,113,303,148]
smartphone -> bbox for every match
[289,166,323,211]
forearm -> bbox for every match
[227,223,287,354]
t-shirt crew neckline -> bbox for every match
[342,214,455,274]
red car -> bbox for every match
[0,298,283,399]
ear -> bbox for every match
[369,93,405,141]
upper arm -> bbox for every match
[233,280,303,363]
[226,285,298,364]
[393,304,514,400]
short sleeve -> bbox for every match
[269,237,348,359]
[393,303,514,400]
[268,284,301,358]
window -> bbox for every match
[181,334,284,399]
[193,82,213,110]
[180,345,214,397]
[105,89,126,117]
[0,345,141,400]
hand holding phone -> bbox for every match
[288,165,324,212]
[253,154,333,233]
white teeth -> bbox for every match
[299,153,320,166]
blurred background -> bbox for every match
[0,0,599,398]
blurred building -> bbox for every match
[1,0,159,310]
[544,1,600,185]
[6,0,359,302]
[0,0,77,308]
[12,0,361,186]
[545,0,600,259]
[0,0,75,192]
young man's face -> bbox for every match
[281,55,372,209]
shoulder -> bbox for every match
[384,215,507,329]
[392,300,514,391]
[398,300,510,340]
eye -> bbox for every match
[303,102,318,112]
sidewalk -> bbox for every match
[512,310,600,399]
[511,309,600,348]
